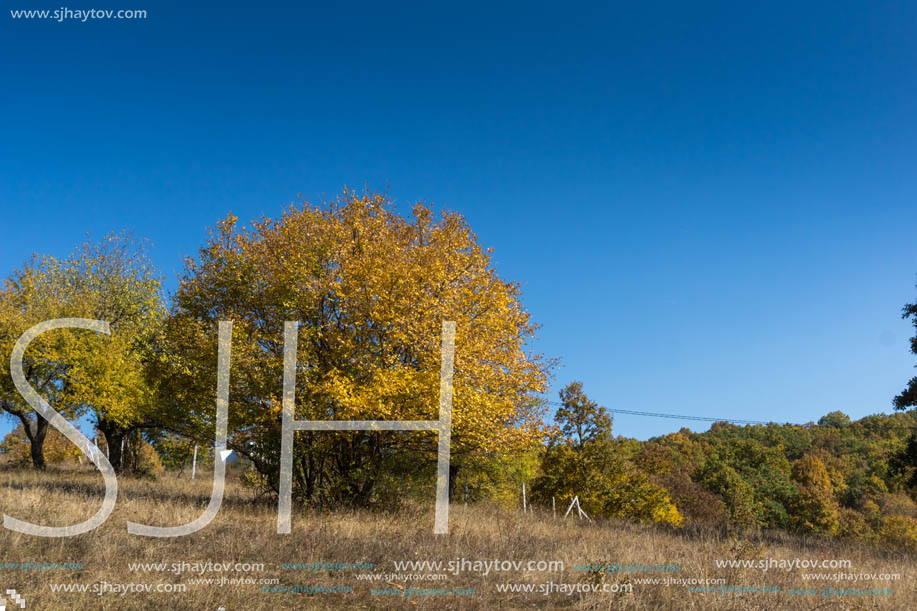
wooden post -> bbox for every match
[191,445,198,479]
[564,496,579,519]
[577,499,592,521]
[552,496,556,519]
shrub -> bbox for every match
[879,516,917,552]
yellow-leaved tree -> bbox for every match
[155,189,550,506]
[0,233,164,472]
[0,255,80,469]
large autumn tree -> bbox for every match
[156,189,550,506]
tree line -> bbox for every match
[528,384,917,552]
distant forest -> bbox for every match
[527,393,917,553]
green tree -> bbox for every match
[818,411,851,428]
[150,432,197,474]
[894,284,917,411]
[555,381,612,448]
[890,432,917,490]
[698,459,760,528]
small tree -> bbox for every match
[818,411,851,428]
[0,256,85,468]
[699,460,760,528]
[790,454,841,535]
[0,233,164,473]
[149,432,199,475]
[555,382,613,449]
[534,382,682,526]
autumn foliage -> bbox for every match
[153,190,550,506]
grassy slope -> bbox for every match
[0,466,913,610]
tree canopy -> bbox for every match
[154,189,551,506]
[0,233,163,471]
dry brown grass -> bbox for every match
[0,465,913,610]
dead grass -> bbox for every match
[0,465,913,610]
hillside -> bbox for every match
[0,467,912,610]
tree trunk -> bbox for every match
[3,403,50,470]
[29,418,49,470]
[448,463,460,504]
[97,419,127,473]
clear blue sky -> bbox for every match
[2,1,916,440]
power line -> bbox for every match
[545,401,917,429]
[546,402,777,425]
[610,408,773,426]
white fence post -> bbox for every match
[564,496,577,518]
[191,445,198,479]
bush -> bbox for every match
[655,470,728,527]
[123,433,164,476]
[0,425,81,465]
[837,508,875,541]
[879,516,917,552]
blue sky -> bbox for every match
[2,1,916,439]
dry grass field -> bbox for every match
[0,465,912,610]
